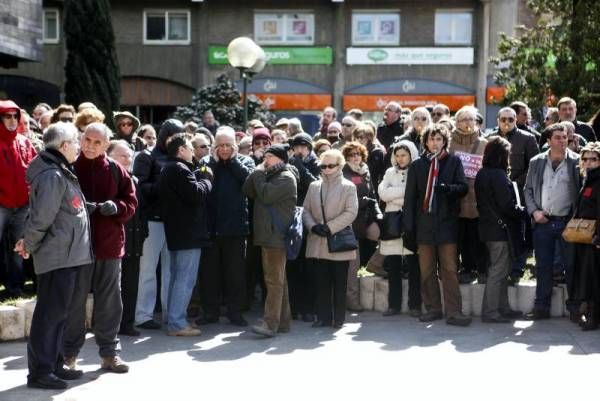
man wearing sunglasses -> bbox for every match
[0,100,37,297]
[488,107,539,284]
[113,111,145,152]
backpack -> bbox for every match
[265,205,304,261]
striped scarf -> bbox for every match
[422,149,448,212]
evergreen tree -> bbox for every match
[175,74,275,130]
[491,0,600,119]
[63,0,120,124]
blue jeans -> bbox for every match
[533,219,576,311]
[167,248,201,332]
[135,221,170,325]
[0,206,27,293]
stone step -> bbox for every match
[0,305,25,341]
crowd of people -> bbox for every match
[1,95,600,389]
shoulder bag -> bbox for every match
[320,186,358,253]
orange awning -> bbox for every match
[343,95,476,112]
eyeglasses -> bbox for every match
[347,152,361,158]
[195,145,209,149]
[119,122,133,127]
[499,117,515,123]
[413,116,428,122]
[432,112,444,117]
[60,117,73,123]
[320,163,339,170]
[582,157,599,162]
[2,113,18,120]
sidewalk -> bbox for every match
[1,311,599,401]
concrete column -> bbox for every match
[332,2,346,112]
[477,0,491,117]
[192,2,209,89]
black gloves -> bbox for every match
[99,201,118,216]
[86,202,98,214]
[311,224,331,237]
[434,183,451,194]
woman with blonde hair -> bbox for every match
[396,107,432,154]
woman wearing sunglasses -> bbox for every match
[303,149,358,328]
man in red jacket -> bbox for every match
[0,100,37,297]
[63,122,137,374]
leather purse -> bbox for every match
[320,186,358,253]
[380,210,403,240]
[562,218,597,244]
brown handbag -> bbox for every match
[562,218,597,244]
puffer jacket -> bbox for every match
[448,128,487,219]
[303,169,358,261]
[243,163,298,249]
[23,150,93,274]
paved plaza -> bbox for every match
[1,311,599,401]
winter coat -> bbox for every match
[23,150,93,274]
[205,153,255,237]
[124,175,148,259]
[403,152,468,245]
[377,119,403,151]
[448,129,487,219]
[367,142,386,194]
[74,154,138,260]
[303,169,358,261]
[243,163,298,249]
[573,120,596,143]
[0,100,37,208]
[486,127,539,189]
[289,151,320,206]
[343,163,381,239]
[159,158,212,250]
[378,140,419,255]
[475,167,525,247]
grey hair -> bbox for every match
[43,122,79,150]
[497,107,516,118]
[215,126,236,143]
[288,118,303,133]
[84,122,113,141]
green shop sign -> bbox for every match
[208,46,332,65]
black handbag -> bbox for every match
[380,210,403,240]
[320,186,358,253]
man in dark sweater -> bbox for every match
[63,123,137,374]
[377,101,404,151]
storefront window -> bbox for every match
[351,12,400,46]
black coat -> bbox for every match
[403,152,468,245]
[367,143,386,195]
[486,127,539,189]
[474,167,525,245]
[124,175,148,258]
[205,154,255,237]
[377,119,403,151]
[158,158,212,250]
[289,152,320,206]
[133,147,169,221]
[343,164,380,238]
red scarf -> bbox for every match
[422,149,448,212]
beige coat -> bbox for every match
[303,169,358,261]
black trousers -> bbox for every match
[27,266,79,380]
[286,239,315,316]
[457,218,487,275]
[202,236,246,318]
[313,259,349,324]
[120,256,139,330]
[386,254,422,311]
[245,235,265,307]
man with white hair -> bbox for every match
[63,122,138,374]
[287,118,304,137]
[20,122,91,389]
[197,126,255,326]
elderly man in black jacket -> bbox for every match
[159,133,212,336]
[404,124,471,326]
[198,126,255,327]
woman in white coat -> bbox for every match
[378,140,422,317]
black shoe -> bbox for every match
[458,271,475,284]
[312,320,329,328]
[27,374,68,390]
[194,316,219,325]
[446,314,472,326]
[500,309,523,320]
[118,326,141,336]
[382,308,400,317]
[301,313,314,322]
[481,315,512,323]
[524,309,550,320]
[228,315,248,327]
[54,367,83,381]
[136,320,161,330]
[419,311,443,322]
[333,321,344,329]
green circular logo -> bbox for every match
[367,49,388,62]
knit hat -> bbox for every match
[327,121,342,132]
[252,127,271,145]
[291,133,313,150]
[264,143,289,163]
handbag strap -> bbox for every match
[319,184,328,225]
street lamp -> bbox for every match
[227,37,266,130]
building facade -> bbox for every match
[0,0,530,127]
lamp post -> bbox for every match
[227,37,266,130]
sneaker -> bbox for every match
[419,311,443,322]
[64,356,77,370]
[167,325,202,337]
[446,314,472,326]
[251,321,276,337]
[101,356,129,373]
[136,320,161,330]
